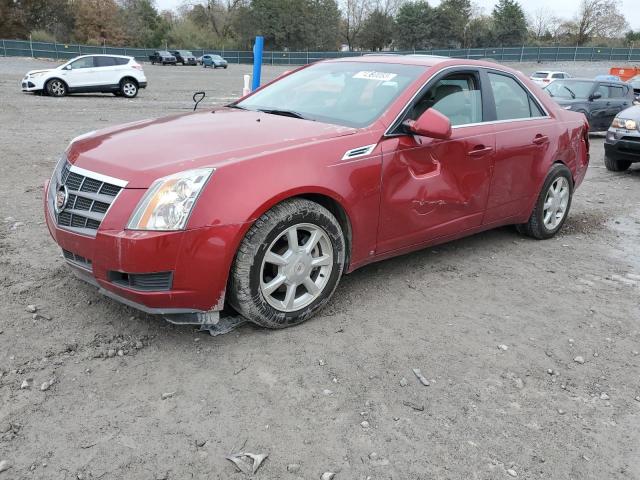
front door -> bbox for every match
[63,56,97,89]
[377,69,495,254]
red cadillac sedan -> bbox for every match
[45,56,590,329]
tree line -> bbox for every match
[0,0,637,51]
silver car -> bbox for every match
[604,105,640,171]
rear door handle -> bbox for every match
[533,134,549,145]
[468,146,493,157]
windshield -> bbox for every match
[179,51,193,56]
[532,72,549,78]
[544,80,594,99]
[630,76,640,87]
[236,62,425,128]
[159,51,171,56]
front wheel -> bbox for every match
[517,164,573,239]
[604,155,631,172]
[229,199,345,328]
[46,79,67,97]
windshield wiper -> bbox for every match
[257,108,308,120]
[562,86,576,99]
[228,104,248,110]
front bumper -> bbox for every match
[605,130,640,161]
[44,177,246,323]
[21,76,45,91]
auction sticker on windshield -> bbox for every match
[353,71,398,81]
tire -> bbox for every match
[229,198,346,329]
[517,163,573,240]
[604,155,631,172]
[224,65,228,69]
[112,91,122,96]
[45,78,67,97]
[119,78,138,98]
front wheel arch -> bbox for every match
[45,78,68,96]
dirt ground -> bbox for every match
[0,57,639,480]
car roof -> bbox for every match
[327,55,522,73]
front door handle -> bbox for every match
[533,134,549,145]
[468,146,493,157]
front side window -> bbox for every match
[595,84,610,98]
[408,73,483,126]
[552,73,564,79]
[489,72,543,120]
[70,57,94,69]
[237,62,425,128]
[609,85,624,98]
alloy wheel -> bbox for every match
[122,82,137,97]
[260,223,333,312]
[49,80,65,96]
[542,176,570,230]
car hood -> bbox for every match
[551,98,588,107]
[26,68,55,76]
[617,105,640,119]
[67,108,357,188]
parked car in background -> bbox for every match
[201,54,228,68]
[44,56,589,330]
[149,51,177,65]
[530,71,571,87]
[171,50,197,66]
[628,75,640,97]
[595,74,622,82]
[21,55,146,98]
[604,105,640,171]
[544,78,635,131]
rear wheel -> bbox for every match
[119,78,138,98]
[604,155,631,172]
[45,79,67,97]
[517,163,573,239]
[229,199,345,328]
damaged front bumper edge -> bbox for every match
[71,268,247,336]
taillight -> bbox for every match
[543,79,550,83]
[132,64,143,70]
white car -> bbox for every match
[21,54,147,98]
[529,71,571,87]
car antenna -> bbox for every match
[193,91,205,111]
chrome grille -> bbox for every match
[50,159,127,237]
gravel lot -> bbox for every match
[1,57,639,480]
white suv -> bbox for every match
[21,54,147,98]
[529,71,571,87]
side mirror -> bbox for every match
[63,65,71,70]
[402,108,452,140]
[589,92,602,101]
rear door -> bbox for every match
[590,83,617,131]
[93,56,119,86]
[377,68,496,253]
[608,84,633,116]
[483,69,556,223]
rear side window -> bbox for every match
[488,72,543,120]
[114,57,129,65]
[95,56,116,67]
[552,73,563,79]
[409,73,483,126]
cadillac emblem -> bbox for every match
[54,184,68,214]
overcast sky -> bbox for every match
[155,0,640,30]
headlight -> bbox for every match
[127,168,214,231]
[29,72,45,78]
[612,118,638,130]
[563,105,573,110]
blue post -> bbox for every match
[252,36,264,91]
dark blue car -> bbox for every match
[201,54,228,69]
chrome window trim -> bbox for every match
[69,164,129,188]
[384,63,552,136]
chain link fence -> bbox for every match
[2,39,639,65]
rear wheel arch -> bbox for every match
[120,76,138,87]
